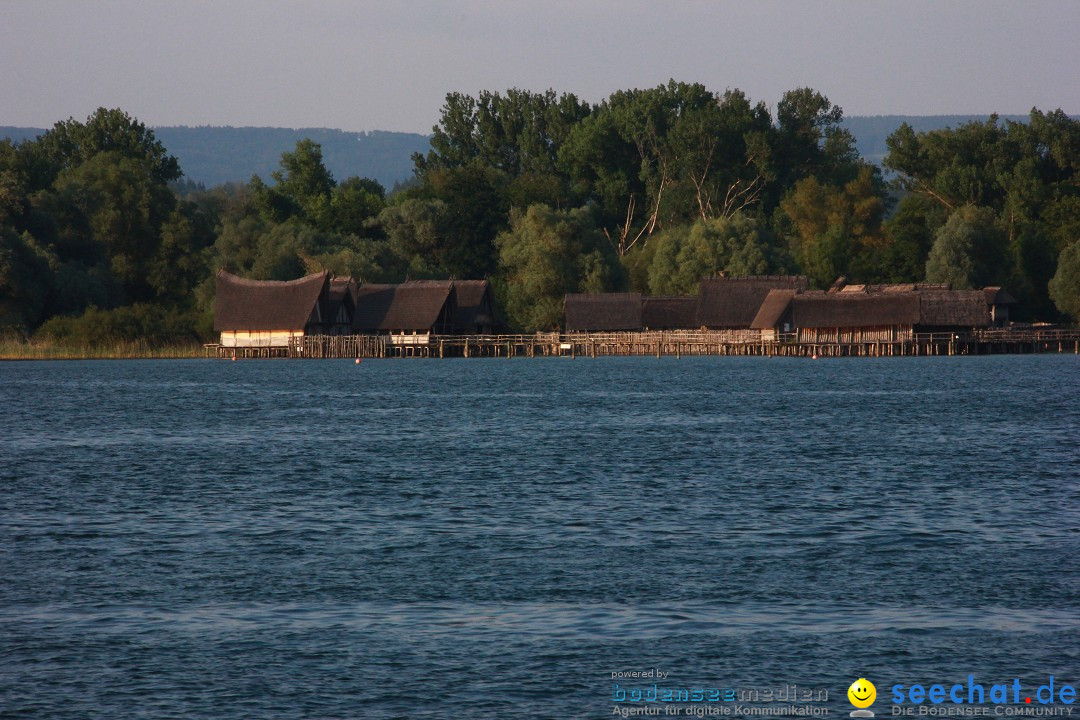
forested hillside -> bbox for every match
[2,87,1079,347]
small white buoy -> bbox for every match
[811,354,818,360]
[231,356,237,362]
[355,358,361,365]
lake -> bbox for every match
[1,356,1078,718]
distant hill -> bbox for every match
[0,115,1053,188]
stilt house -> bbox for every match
[453,280,502,334]
[352,280,457,343]
[325,277,357,335]
[696,276,809,329]
[564,293,643,332]
[214,270,330,349]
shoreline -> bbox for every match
[0,341,207,361]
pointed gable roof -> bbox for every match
[453,279,500,330]
[696,276,809,328]
[352,280,455,332]
[214,270,329,332]
[750,289,797,329]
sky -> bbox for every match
[3,0,1078,134]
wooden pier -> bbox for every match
[208,328,1080,359]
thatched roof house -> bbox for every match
[984,286,1017,326]
[453,280,502,334]
[750,289,799,332]
[793,292,922,329]
[642,296,699,330]
[752,281,1008,342]
[214,270,330,347]
[564,293,643,332]
[352,280,457,335]
[696,276,809,329]
[918,289,990,329]
[325,277,357,335]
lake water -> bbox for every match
[1,356,1078,719]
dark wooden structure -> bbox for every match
[641,296,699,330]
[564,293,643,332]
[984,287,1018,326]
[325,277,357,335]
[453,280,502,334]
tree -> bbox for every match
[495,204,624,330]
[925,206,1005,288]
[773,88,860,192]
[416,88,590,180]
[780,165,886,286]
[329,176,386,236]
[878,194,945,282]
[378,198,450,278]
[1049,241,1080,321]
[51,151,177,302]
[391,163,508,279]
[559,81,777,255]
[36,107,182,186]
[0,228,55,331]
[647,214,777,295]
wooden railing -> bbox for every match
[213,327,1080,359]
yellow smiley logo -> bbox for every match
[848,678,877,708]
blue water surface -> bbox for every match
[1,356,1078,718]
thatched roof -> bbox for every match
[214,270,329,332]
[564,293,643,331]
[641,296,699,329]
[984,286,1018,305]
[918,289,990,327]
[869,283,917,293]
[352,280,455,332]
[454,279,501,331]
[750,289,796,329]
[325,277,357,326]
[696,276,809,328]
[792,292,921,328]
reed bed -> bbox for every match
[0,338,208,360]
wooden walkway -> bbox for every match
[207,329,1080,359]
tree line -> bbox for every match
[2,84,1079,344]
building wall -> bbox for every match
[220,330,304,348]
[797,326,914,343]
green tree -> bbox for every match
[329,176,386,236]
[51,151,177,302]
[925,205,1005,288]
[773,88,860,191]
[1049,241,1080,321]
[878,194,945,282]
[35,107,182,186]
[0,228,55,332]
[647,214,776,295]
[780,165,886,286]
[495,204,624,330]
[391,163,507,278]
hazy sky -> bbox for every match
[4,0,1078,133]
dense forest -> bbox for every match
[2,83,1079,344]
